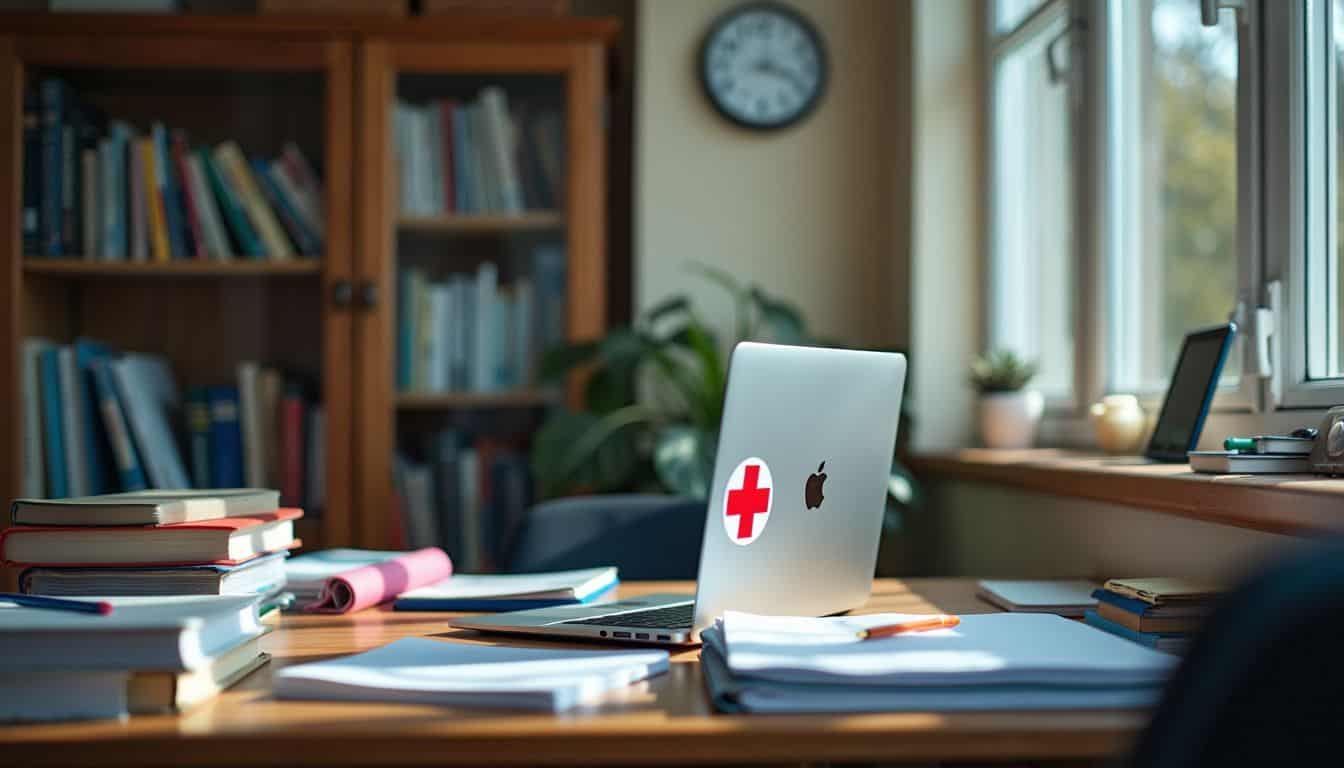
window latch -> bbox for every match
[1201,0,1248,26]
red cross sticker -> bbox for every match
[722,457,773,545]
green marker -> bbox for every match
[1224,437,1256,452]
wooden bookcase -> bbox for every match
[0,13,614,553]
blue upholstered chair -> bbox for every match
[505,494,707,580]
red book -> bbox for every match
[0,509,302,567]
[171,131,207,259]
[280,391,305,508]
[439,99,455,213]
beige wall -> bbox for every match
[635,0,906,349]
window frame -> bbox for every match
[988,0,1344,448]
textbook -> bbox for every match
[0,508,301,567]
[0,594,266,672]
[21,551,287,597]
[1084,609,1191,655]
[10,488,281,526]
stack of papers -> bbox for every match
[394,567,618,611]
[274,637,668,712]
[701,611,1178,713]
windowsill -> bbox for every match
[906,449,1344,537]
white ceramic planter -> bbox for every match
[979,390,1045,449]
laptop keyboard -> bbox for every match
[560,603,694,629]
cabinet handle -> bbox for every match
[360,280,379,310]
[331,280,353,308]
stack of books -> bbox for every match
[394,428,532,572]
[2,489,298,599]
[699,611,1177,713]
[395,87,564,216]
[1084,578,1222,655]
[396,245,566,395]
[19,338,324,510]
[22,78,324,262]
[0,594,272,721]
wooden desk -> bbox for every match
[0,579,1148,766]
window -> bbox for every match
[1107,0,1241,394]
[989,3,1076,401]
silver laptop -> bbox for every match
[452,342,907,645]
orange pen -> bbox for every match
[855,615,961,641]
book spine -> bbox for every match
[141,138,170,263]
[21,340,49,498]
[109,355,191,490]
[62,123,75,254]
[90,358,147,492]
[201,148,262,259]
[280,142,325,232]
[56,347,88,498]
[184,154,230,260]
[258,368,282,490]
[22,89,42,256]
[473,262,498,392]
[439,100,455,214]
[280,387,304,508]
[305,405,325,512]
[480,87,523,213]
[98,139,115,260]
[208,386,245,488]
[39,79,64,257]
[237,362,263,488]
[253,159,317,256]
[74,340,113,496]
[38,348,67,498]
[185,388,212,490]
[451,105,472,213]
[396,268,414,392]
[215,142,294,260]
[80,148,97,260]
[172,132,207,260]
[151,124,188,259]
[128,132,148,262]
[268,160,322,250]
[426,104,443,215]
[467,104,496,211]
[108,123,132,261]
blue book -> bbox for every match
[38,348,67,498]
[394,580,618,613]
[73,339,116,495]
[1084,609,1189,654]
[38,79,66,257]
[1090,589,1157,616]
[151,123,188,259]
[201,149,263,259]
[451,105,472,213]
[185,388,212,490]
[22,88,41,256]
[88,358,148,492]
[104,122,133,260]
[207,386,245,488]
[255,160,320,255]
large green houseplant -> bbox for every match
[530,265,917,529]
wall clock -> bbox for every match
[699,2,828,131]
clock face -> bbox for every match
[700,2,828,131]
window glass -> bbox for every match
[995,0,1048,34]
[1111,0,1239,392]
[1316,0,1344,379]
[990,16,1074,399]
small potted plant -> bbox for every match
[970,350,1043,449]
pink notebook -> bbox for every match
[306,547,453,614]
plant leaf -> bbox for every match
[749,286,806,344]
[537,340,600,382]
[530,406,651,497]
[644,295,692,326]
[688,262,751,341]
[653,425,714,499]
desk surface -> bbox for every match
[0,579,1147,766]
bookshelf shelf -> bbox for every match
[396,390,557,410]
[396,212,564,233]
[22,259,323,277]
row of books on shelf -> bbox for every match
[20,339,324,512]
[21,78,325,262]
[394,429,531,573]
[397,245,566,394]
[395,87,564,217]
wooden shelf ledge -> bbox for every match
[23,259,322,277]
[906,449,1344,537]
[396,390,556,410]
[397,212,564,234]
